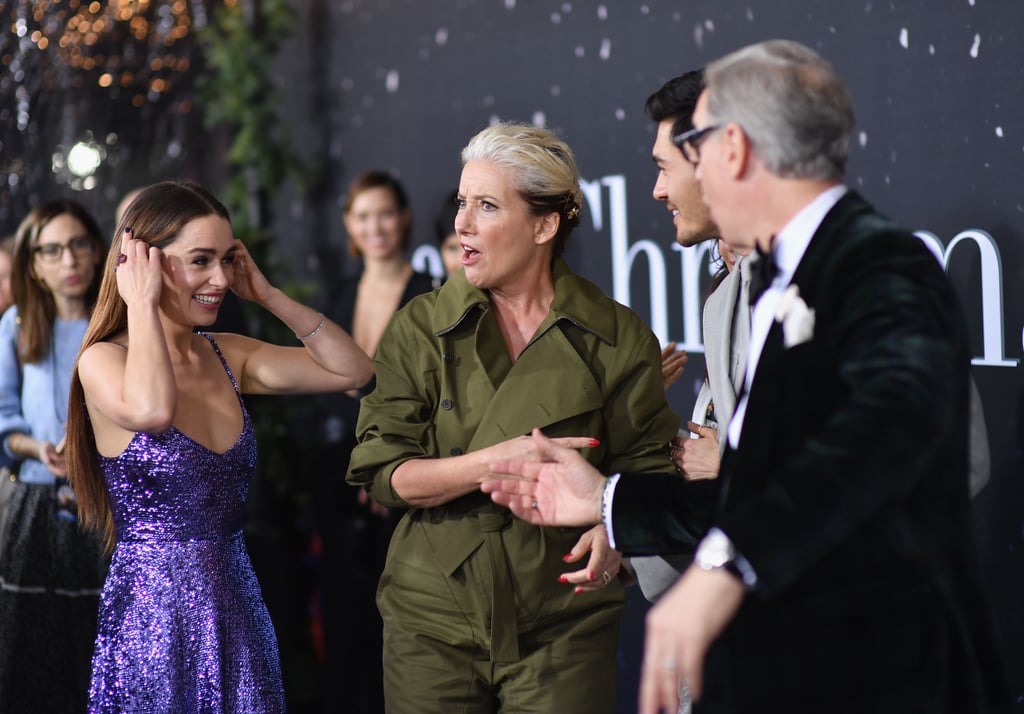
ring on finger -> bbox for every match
[601,570,611,586]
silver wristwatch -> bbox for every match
[695,528,737,572]
[695,528,758,588]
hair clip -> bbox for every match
[564,196,580,220]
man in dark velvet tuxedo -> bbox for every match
[483,39,1008,714]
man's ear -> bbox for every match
[534,212,560,246]
[722,122,752,179]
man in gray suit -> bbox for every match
[632,70,752,605]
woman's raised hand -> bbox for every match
[228,239,274,305]
[115,230,163,307]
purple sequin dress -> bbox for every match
[88,334,285,713]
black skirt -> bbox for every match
[0,479,108,714]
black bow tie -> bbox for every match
[747,239,780,307]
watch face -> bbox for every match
[697,531,734,570]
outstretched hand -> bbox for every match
[660,342,688,391]
[481,428,605,527]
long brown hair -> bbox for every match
[66,181,230,549]
[11,200,105,363]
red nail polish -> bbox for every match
[589,572,596,582]
[562,553,573,562]
[574,587,583,594]
[588,438,600,447]
[558,575,568,583]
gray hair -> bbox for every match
[705,39,854,181]
[461,122,582,255]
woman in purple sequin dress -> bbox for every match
[64,181,374,713]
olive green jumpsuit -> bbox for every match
[348,258,679,713]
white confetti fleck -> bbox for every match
[705,19,715,31]
[532,111,546,127]
[562,3,572,12]
[969,33,980,58]
[641,5,650,14]
[858,131,868,148]
[550,85,561,97]
[489,114,501,126]
[597,5,607,20]
[599,38,611,60]
[884,174,891,185]
[385,70,399,93]
[694,24,705,49]
[575,46,585,58]
[995,127,1004,138]
[746,8,754,21]
[899,28,908,49]
[551,12,562,24]
[929,44,935,55]
[435,28,448,46]
[505,0,515,9]
[615,108,626,120]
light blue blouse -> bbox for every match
[0,306,89,484]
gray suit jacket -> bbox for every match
[633,256,752,602]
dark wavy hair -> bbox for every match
[644,68,705,152]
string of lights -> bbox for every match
[0,0,229,224]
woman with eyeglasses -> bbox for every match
[0,199,108,714]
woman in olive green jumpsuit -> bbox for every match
[348,122,679,713]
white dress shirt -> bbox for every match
[727,185,848,450]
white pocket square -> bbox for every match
[775,285,815,348]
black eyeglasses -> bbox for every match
[33,236,94,264]
[672,125,722,166]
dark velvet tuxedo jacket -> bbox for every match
[613,192,1008,712]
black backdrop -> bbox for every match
[269,1,1024,709]
[3,0,1020,710]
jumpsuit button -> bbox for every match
[442,352,453,363]
[441,399,453,410]
[450,447,463,456]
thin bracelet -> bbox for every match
[296,312,326,341]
